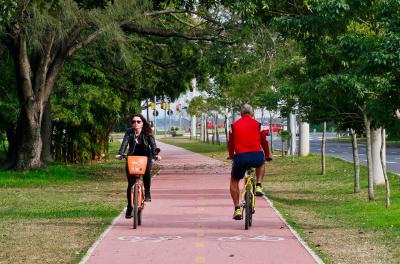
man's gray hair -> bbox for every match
[240,103,254,116]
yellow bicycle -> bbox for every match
[241,168,256,230]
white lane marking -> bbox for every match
[218,235,284,242]
[118,236,183,243]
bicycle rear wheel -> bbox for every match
[250,179,255,226]
[133,185,139,229]
[245,184,252,230]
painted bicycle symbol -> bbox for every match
[218,235,284,242]
[118,236,183,243]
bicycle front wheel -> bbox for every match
[245,184,252,230]
[133,185,139,229]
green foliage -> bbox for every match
[243,0,400,135]
[187,96,207,117]
[278,130,290,141]
[0,0,17,24]
[0,53,18,153]
[52,60,124,163]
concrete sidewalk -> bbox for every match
[82,141,322,264]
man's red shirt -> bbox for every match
[227,115,271,160]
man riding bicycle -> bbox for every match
[228,104,272,220]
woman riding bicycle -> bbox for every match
[115,114,161,219]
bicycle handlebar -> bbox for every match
[116,148,161,160]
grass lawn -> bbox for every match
[160,137,400,264]
[0,142,129,264]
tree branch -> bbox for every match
[17,34,33,102]
[34,33,55,96]
[67,29,102,57]
[44,27,102,101]
[121,22,233,44]
[144,56,175,69]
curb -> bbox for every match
[262,195,325,264]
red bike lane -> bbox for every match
[82,141,323,264]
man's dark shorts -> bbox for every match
[231,151,265,180]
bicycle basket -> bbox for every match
[127,156,148,176]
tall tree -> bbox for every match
[1,0,238,170]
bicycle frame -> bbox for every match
[241,171,256,208]
[241,169,256,230]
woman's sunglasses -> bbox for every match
[132,120,142,124]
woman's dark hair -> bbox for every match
[131,113,153,136]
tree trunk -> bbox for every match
[216,114,220,145]
[11,42,57,170]
[281,138,284,158]
[380,128,390,208]
[321,121,327,175]
[13,99,44,170]
[371,128,385,185]
[224,114,228,144]
[190,115,196,140]
[287,113,297,156]
[206,115,210,143]
[269,117,274,154]
[200,114,204,142]
[211,114,215,144]
[286,115,291,154]
[41,101,53,163]
[350,128,360,193]
[364,115,374,201]
[269,114,274,154]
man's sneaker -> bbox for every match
[232,208,242,220]
[125,208,132,219]
[255,186,264,196]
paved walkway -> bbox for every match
[82,142,322,264]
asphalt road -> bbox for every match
[271,133,400,175]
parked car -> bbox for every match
[261,122,283,134]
